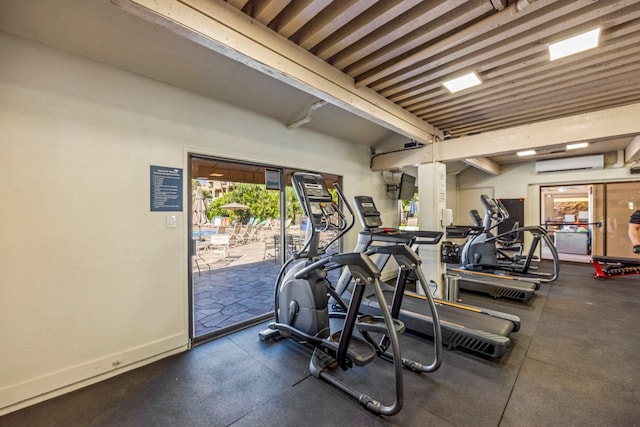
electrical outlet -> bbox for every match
[166,215,176,228]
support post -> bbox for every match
[417,162,447,298]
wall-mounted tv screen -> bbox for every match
[398,173,416,200]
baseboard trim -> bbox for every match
[0,334,188,415]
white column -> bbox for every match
[417,162,447,298]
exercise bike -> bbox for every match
[259,172,438,416]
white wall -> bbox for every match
[0,33,384,413]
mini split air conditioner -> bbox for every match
[534,155,604,174]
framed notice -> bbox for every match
[265,168,281,190]
[150,165,183,211]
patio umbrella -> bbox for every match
[220,201,250,210]
[193,185,208,239]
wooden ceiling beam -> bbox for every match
[625,136,640,162]
[405,29,640,116]
[312,0,419,60]
[462,157,501,175]
[384,42,542,102]
[371,102,640,170]
[442,93,640,138]
[246,0,288,25]
[268,0,331,38]
[355,0,558,88]
[439,90,640,136]
[291,0,371,50]
[224,0,249,10]
[490,0,507,11]
[385,6,640,104]
[331,0,470,71]
[420,48,640,122]
[445,100,640,138]
[367,0,627,93]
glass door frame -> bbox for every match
[187,154,341,343]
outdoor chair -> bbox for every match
[236,223,254,245]
[228,223,244,246]
[192,238,211,275]
[248,223,265,242]
[263,234,299,262]
[206,233,230,260]
[193,234,230,269]
[263,234,277,262]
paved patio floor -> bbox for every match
[193,240,282,337]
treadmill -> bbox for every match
[333,196,521,358]
[448,206,539,302]
[449,269,538,302]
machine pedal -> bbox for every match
[328,330,377,366]
[258,327,281,341]
[356,314,406,334]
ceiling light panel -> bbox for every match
[566,142,589,150]
[443,72,481,93]
[517,150,536,157]
[549,28,600,61]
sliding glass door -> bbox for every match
[188,156,340,342]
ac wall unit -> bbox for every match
[535,155,604,174]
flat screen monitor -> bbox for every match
[398,173,416,200]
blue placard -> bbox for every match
[150,165,183,211]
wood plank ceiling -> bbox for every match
[223,0,640,140]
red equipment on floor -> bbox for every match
[591,256,640,279]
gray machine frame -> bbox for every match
[333,195,521,359]
[459,195,560,284]
[259,173,442,416]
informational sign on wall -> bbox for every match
[265,168,280,190]
[439,168,446,202]
[150,165,183,211]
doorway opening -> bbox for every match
[540,181,640,262]
[541,184,594,263]
[188,155,341,343]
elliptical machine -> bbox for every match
[460,195,560,282]
[259,172,421,416]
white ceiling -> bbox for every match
[1,0,639,170]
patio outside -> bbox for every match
[192,221,302,338]
[190,173,341,339]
